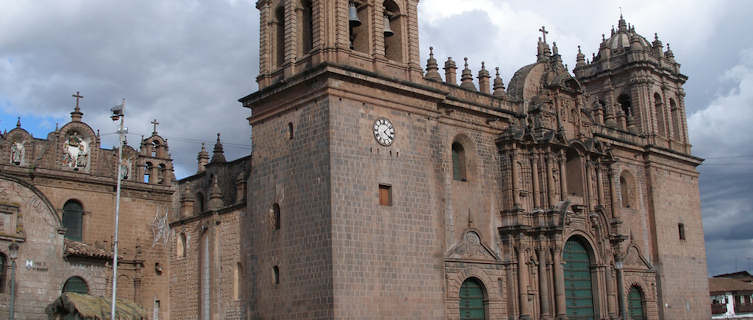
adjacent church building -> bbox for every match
[0,1,708,319]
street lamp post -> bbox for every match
[110,99,127,320]
[8,241,19,320]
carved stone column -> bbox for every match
[546,153,556,207]
[531,152,541,209]
[519,244,531,320]
[512,149,521,207]
[553,245,567,320]
[605,265,617,319]
[558,152,568,201]
[595,164,604,204]
[538,248,552,319]
[607,168,619,219]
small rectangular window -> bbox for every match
[379,185,392,206]
[678,223,686,240]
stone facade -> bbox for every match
[0,2,709,320]
[0,105,174,319]
[239,1,709,319]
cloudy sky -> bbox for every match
[1,0,751,276]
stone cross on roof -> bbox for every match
[151,119,159,134]
[72,91,83,112]
[539,26,548,43]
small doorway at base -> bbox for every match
[628,286,647,320]
[459,278,486,320]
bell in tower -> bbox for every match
[255,0,423,89]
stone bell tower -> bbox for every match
[256,0,423,89]
[574,15,690,154]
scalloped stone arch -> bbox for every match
[562,231,603,265]
[446,266,496,299]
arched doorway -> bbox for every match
[564,238,595,319]
[62,276,89,294]
[628,286,646,320]
[459,278,486,320]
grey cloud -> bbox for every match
[0,1,259,178]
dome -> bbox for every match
[603,16,651,50]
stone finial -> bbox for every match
[208,175,223,211]
[665,43,675,59]
[477,62,491,94]
[424,47,443,81]
[575,45,586,67]
[460,58,476,91]
[552,41,559,56]
[211,133,226,163]
[197,142,210,172]
[443,57,457,85]
[618,14,627,32]
[493,67,506,98]
[16,117,20,128]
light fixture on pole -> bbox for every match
[110,99,127,320]
[8,241,19,320]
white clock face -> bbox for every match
[373,118,395,146]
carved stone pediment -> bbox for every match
[447,231,500,261]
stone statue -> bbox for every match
[10,142,24,165]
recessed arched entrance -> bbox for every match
[459,277,486,320]
[563,238,595,319]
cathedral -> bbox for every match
[0,1,709,320]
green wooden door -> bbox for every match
[628,287,646,320]
[459,278,485,320]
[564,239,594,320]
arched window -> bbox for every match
[452,142,467,181]
[349,1,370,54]
[565,149,584,197]
[177,232,186,258]
[383,0,403,62]
[618,94,632,118]
[196,192,205,213]
[298,0,313,55]
[152,141,159,157]
[144,162,153,184]
[459,278,486,319]
[273,265,280,285]
[654,93,665,136]
[288,122,294,140]
[670,99,681,139]
[0,253,6,293]
[199,230,211,320]
[620,171,635,208]
[275,5,286,68]
[628,286,647,320]
[62,276,89,294]
[563,238,595,318]
[273,203,281,230]
[62,200,84,242]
